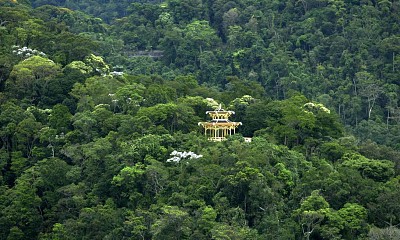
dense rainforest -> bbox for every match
[0,0,400,239]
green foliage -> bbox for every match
[49,104,72,133]
[340,153,395,182]
[253,95,343,150]
[293,190,330,240]
[151,205,191,240]
[0,1,399,239]
[7,56,62,105]
[369,226,400,240]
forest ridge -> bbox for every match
[0,0,400,239]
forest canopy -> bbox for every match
[0,0,400,239]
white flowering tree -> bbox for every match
[166,150,203,164]
[12,45,46,59]
[303,102,331,114]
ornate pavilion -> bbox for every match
[198,105,242,141]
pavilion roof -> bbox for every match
[198,122,242,126]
